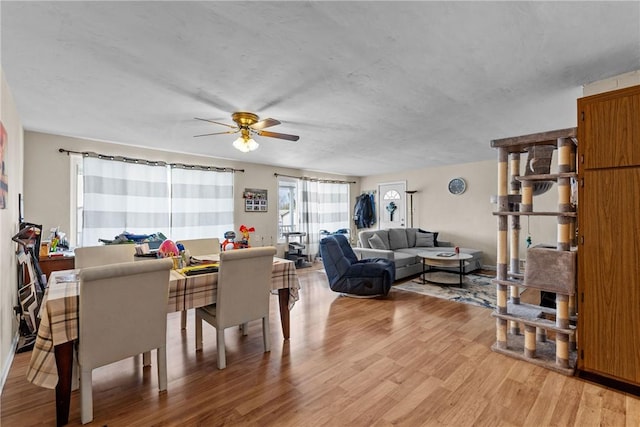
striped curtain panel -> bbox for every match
[170,166,234,240]
[82,157,170,246]
[301,180,350,259]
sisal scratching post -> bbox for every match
[496,148,509,348]
[524,325,537,358]
[509,153,521,334]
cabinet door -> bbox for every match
[579,167,640,383]
[578,85,640,170]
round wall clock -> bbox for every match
[448,177,467,195]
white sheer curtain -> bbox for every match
[82,157,170,246]
[301,180,350,259]
[170,167,234,240]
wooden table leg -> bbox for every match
[55,341,74,426]
[180,310,187,330]
[278,289,290,340]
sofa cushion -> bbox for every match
[358,230,389,249]
[392,251,419,269]
[388,228,409,250]
[368,234,389,250]
[415,231,435,247]
[406,228,419,247]
[418,229,440,246]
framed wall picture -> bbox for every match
[243,188,268,212]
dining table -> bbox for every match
[25,256,301,426]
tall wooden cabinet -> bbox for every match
[577,84,640,387]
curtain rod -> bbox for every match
[58,148,244,173]
[274,173,356,184]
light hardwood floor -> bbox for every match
[3,264,640,426]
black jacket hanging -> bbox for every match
[354,193,374,229]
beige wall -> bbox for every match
[359,158,559,268]
[24,131,360,248]
[1,68,25,388]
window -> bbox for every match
[278,178,298,239]
[301,180,350,258]
[278,177,350,258]
[70,154,83,247]
[73,156,234,247]
[170,166,233,240]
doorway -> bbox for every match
[377,181,407,229]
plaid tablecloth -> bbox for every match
[26,257,300,389]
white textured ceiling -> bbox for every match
[2,1,639,176]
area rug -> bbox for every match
[392,271,497,309]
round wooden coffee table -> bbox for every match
[419,252,472,286]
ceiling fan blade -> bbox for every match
[257,130,300,141]
[194,117,237,129]
[250,118,281,130]
[194,129,239,138]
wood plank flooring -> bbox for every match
[2,264,640,426]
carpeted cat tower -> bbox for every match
[490,128,578,375]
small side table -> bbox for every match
[419,252,472,286]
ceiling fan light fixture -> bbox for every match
[194,111,298,149]
[233,135,259,152]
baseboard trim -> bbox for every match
[576,369,640,397]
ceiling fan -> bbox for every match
[194,112,300,152]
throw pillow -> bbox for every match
[406,228,419,247]
[415,231,435,247]
[368,234,389,250]
[388,228,409,250]
[418,229,440,247]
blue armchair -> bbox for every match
[319,234,395,296]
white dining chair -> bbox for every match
[75,243,154,371]
[174,238,221,328]
[176,238,221,257]
[78,258,173,424]
[74,244,136,268]
[195,246,277,369]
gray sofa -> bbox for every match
[353,228,483,281]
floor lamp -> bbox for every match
[405,190,417,228]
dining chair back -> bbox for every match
[195,246,276,369]
[176,238,221,256]
[74,244,136,268]
[78,258,173,424]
